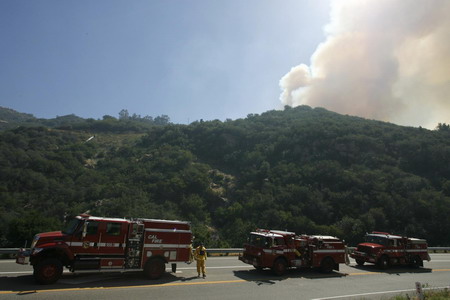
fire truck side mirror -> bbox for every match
[82,222,88,238]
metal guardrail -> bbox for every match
[0,248,23,255]
[1,247,449,256]
[428,247,450,252]
[206,248,243,255]
[208,247,450,254]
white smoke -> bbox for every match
[280,0,450,128]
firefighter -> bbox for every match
[194,242,207,278]
[187,239,194,264]
[293,238,301,257]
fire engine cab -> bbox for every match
[350,231,431,269]
[16,214,192,284]
[239,229,349,275]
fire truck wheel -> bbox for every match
[355,259,365,266]
[144,258,166,279]
[320,257,335,273]
[410,256,423,268]
[272,258,287,276]
[377,255,389,270]
[171,263,177,273]
[33,258,63,285]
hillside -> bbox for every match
[0,107,88,131]
[0,107,170,132]
[1,105,449,247]
[0,107,36,130]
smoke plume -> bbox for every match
[280,0,450,128]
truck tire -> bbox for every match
[320,257,335,273]
[171,263,177,273]
[355,259,365,266]
[33,258,63,285]
[377,255,389,270]
[410,256,423,268]
[144,258,166,279]
[272,258,287,276]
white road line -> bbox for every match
[175,265,253,270]
[0,266,253,276]
[311,289,414,300]
[0,270,78,275]
[427,260,450,262]
[311,286,450,300]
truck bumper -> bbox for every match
[16,248,31,265]
[239,255,260,267]
[350,251,375,263]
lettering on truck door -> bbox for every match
[145,228,177,261]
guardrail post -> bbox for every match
[415,282,424,300]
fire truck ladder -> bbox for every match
[125,222,144,269]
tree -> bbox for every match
[102,115,116,120]
[118,109,129,120]
[436,123,450,131]
[154,115,170,125]
[7,211,60,247]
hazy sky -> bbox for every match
[1,1,449,128]
[0,0,329,123]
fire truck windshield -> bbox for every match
[248,234,271,247]
[365,235,389,246]
[62,218,82,235]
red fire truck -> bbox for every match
[16,214,192,284]
[239,229,349,275]
[350,231,431,269]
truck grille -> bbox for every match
[357,245,372,254]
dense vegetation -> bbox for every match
[0,107,170,132]
[391,287,450,300]
[1,106,450,248]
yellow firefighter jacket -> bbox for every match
[194,246,207,261]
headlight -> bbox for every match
[31,235,40,249]
[32,248,43,255]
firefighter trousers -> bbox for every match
[196,260,206,276]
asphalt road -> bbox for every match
[1,254,449,300]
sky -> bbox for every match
[1,1,449,128]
